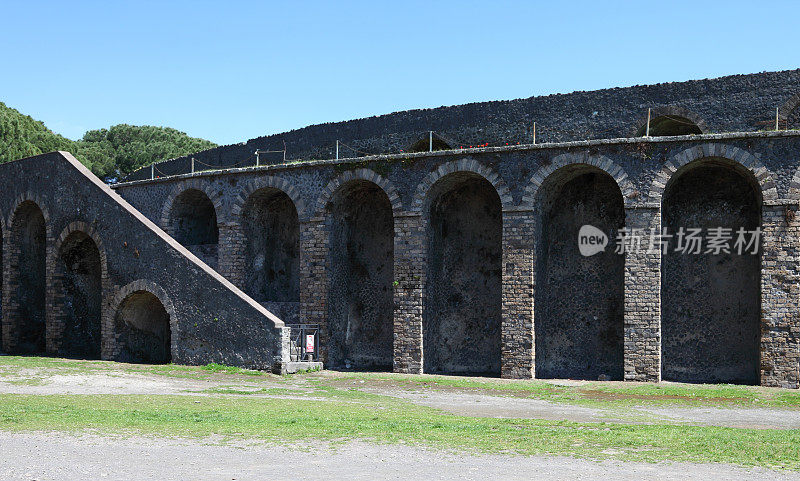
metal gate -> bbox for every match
[290,324,319,362]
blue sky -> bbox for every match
[2,1,799,145]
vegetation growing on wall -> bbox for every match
[0,102,216,182]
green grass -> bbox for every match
[1,356,800,468]
[0,356,274,381]
[0,393,798,469]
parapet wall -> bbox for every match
[124,69,800,181]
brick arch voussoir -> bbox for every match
[231,176,307,221]
[648,144,778,204]
[411,159,513,213]
[522,153,635,209]
[105,279,179,361]
[315,168,403,217]
[159,179,225,233]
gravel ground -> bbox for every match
[1,432,797,481]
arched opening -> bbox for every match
[637,116,702,137]
[169,189,219,269]
[407,133,452,153]
[114,290,171,364]
[57,231,102,359]
[10,201,47,354]
[534,166,625,380]
[327,180,394,370]
[661,159,761,384]
[241,188,299,304]
[424,173,502,376]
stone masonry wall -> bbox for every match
[104,132,800,386]
[0,152,290,372]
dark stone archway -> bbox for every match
[241,188,299,303]
[114,290,172,364]
[327,180,394,370]
[661,160,761,384]
[169,189,219,269]
[534,167,625,380]
[638,115,702,136]
[57,231,102,359]
[424,173,502,376]
[10,201,47,354]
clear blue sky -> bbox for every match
[2,1,799,146]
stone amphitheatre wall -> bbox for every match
[113,131,800,388]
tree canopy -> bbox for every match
[0,102,216,182]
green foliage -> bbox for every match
[76,124,217,180]
[0,102,216,182]
[0,101,75,166]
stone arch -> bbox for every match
[51,222,109,359]
[412,159,513,213]
[531,160,626,380]
[6,198,50,354]
[648,144,778,204]
[107,279,178,364]
[7,194,52,237]
[231,177,306,221]
[160,179,225,229]
[316,168,402,217]
[659,147,763,384]
[53,222,108,288]
[632,106,708,137]
[237,181,301,305]
[323,172,396,370]
[406,132,452,153]
[161,180,221,269]
[421,165,503,376]
[523,153,636,208]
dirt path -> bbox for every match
[372,388,800,429]
[0,432,796,481]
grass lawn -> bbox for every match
[0,355,798,469]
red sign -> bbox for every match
[305,334,315,353]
